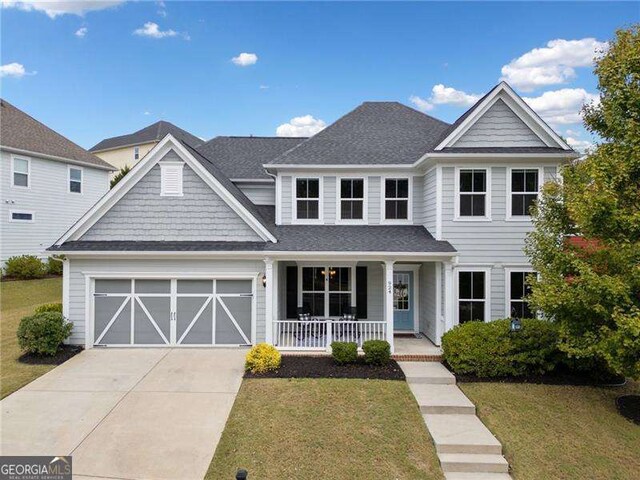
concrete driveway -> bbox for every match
[1,348,246,480]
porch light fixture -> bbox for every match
[510,317,522,333]
[262,274,267,288]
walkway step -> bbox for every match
[439,454,509,473]
[408,384,476,415]
[424,414,502,454]
[398,361,455,384]
[444,473,513,480]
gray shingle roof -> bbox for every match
[0,99,114,170]
[90,120,203,152]
[196,136,305,180]
[269,102,451,166]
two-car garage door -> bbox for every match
[92,278,254,346]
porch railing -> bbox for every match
[273,319,387,350]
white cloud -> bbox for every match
[133,22,187,40]
[157,0,166,17]
[276,115,326,137]
[0,62,35,78]
[231,52,258,67]
[565,129,581,137]
[75,26,87,37]
[410,84,480,112]
[1,1,123,18]
[259,85,269,90]
[566,137,594,153]
[500,38,608,91]
[523,88,599,125]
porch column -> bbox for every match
[384,260,395,353]
[264,258,274,344]
[444,261,455,333]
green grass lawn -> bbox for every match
[459,381,640,480]
[1,278,62,398]
[207,378,444,480]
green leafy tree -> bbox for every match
[110,165,131,189]
[525,25,640,378]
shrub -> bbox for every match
[441,319,562,377]
[363,340,391,365]
[245,343,281,374]
[34,303,63,314]
[17,312,73,355]
[4,255,46,279]
[46,257,63,276]
[331,342,358,364]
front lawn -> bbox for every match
[0,278,62,398]
[207,378,444,480]
[459,381,640,480]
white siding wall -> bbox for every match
[0,150,110,263]
[67,257,266,345]
[235,182,275,206]
[419,262,438,342]
[423,168,437,233]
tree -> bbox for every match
[525,25,640,378]
[110,165,131,189]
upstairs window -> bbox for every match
[12,157,30,188]
[458,169,487,218]
[458,270,487,323]
[134,146,140,160]
[339,178,365,221]
[509,271,536,318]
[384,178,409,220]
[69,167,83,193]
[510,169,539,217]
[160,163,184,196]
[295,178,320,220]
[10,211,34,222]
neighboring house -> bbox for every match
[0,99,115,265]
[50,82,578,352]
[89,120,203,174]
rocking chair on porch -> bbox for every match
[335,307,360,342]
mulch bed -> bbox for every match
[616,395,640,425]
[244,355,406,380]
[18,345,83,365]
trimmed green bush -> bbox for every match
[441,319,562,377]
[34,303,63,314]
[245,343,281,374]
[363,340,391,365]
[17,312,73,355]
[4,255,46,279]
[331,341,358,364]
[46,257,63,276]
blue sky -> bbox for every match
[1,1,637,151]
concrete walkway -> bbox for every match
[399,362,512,480]
[1,348,246,480]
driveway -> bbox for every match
[0,348,246,480]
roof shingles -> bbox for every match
[90,120,203,152]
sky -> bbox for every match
[1,1,638,152]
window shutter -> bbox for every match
[356,266,367,319]
[286,266,298,319]
[161,164,183,196]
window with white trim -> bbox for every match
[509,271,536,318]
[459,169,487,217]
[510,169,539,216]
[134,146,140,160]
[69,167,82,193]
[458,271,486,323]
[295,178,320,220]
[339,178,364,220]
[12,157,30,188]
[10,211,34,222]
[384,178,409,220]
[301,266,352,317]
[160,163,184,196]
[393,272,410,310]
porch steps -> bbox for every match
[398,361,512,479]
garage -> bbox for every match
[92,278,255,347]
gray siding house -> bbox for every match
[0,100,115,265]
[50,83,577,352]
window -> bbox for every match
[301,266,325,316]
[295,178,320,220]
[384,178,409,220]
[160,163,184,196]
[458,271,486,323]
[10,211,34,222]
[301,266,352,317]
[458,169,487,217]
[12,157,30,188]
[69,167,82,193]
[339,178,365,221]
[510,169,539,217]
[134,146,140,161]
[509,271,536,318]
[393,273,410,310]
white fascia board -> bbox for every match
[263,163,415,170]
[0,145,116,171]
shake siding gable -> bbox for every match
[80,151,263,242]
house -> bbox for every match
[49,82,578,352]
[0,99,115,265]
[89,120,203,174]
